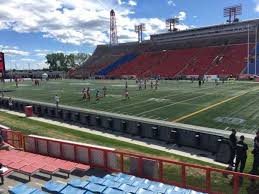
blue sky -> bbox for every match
[0,0,259,70]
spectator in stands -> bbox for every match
[0,135,14,151]
[228,129,237,170]
[54,94,59,109]
[250,132,259,176]
[235,135,248,173]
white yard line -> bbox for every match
[136,93,210,116]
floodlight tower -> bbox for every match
[166,18,179,32]
[224,4,242,23]
[135,24,146,43]
[110,9,118,45]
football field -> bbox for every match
[2,79,259,133]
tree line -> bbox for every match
[45,53,90,71]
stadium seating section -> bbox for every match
[109,44,251,77]
[75,43,254,78]
[9,173,207,194]
[0,149,90,182]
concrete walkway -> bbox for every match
[0,108,228,167]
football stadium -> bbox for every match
[1,1,259,194]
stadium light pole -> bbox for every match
[224,5,242,23]
[166,18,179,32]
[110,9,118,45]
[135,24,146,43]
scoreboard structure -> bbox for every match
[0,52,5,79]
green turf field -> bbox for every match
[2,79,259,133]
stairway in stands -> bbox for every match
[207,43,252,76]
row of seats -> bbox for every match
[0,150,90,181]
[108,44,251,77]
[9,173,207,194]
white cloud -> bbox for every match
[0,0,175,45]
[0,45,29,56]
[176,11,187,21]
[168,0,176,6]
[255,0,259,12]
[128,0,137,6]
[20,58,35,62]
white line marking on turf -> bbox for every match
[136,93,210,116]
[108,92,182,111]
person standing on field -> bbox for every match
[87,87,91,101]
[125,89,129,100]
[103,86,107,97]
[235,135,248,173]
[250,132,259,177]
[228,129,237,170]
[54,94,59,109]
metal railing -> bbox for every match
[1,128,259,194]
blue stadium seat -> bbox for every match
[119,183,138,193]
[117,177,135,185]
[165,188,185,194]
[128,176,144,182]
[189,191,207,194]
[102,179,122,188]
[9,183,37,194]
[136,188,157,194]
[103,174,120,181]
[42,180,66,193]
[84,183,107,193]
[88,176,106,184]
[60,185,86,194]
[85,192,95,194]
[115,173,132,180]
[132,179,151,189]
[173,186,190,193]
[148,182,168,193]
[102,187,126,194]
[31,190,47,194]
[68,178,89,189]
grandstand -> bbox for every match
[2,125,259,194]
[73,19,259,79]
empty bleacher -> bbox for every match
[207,44,252,76]
[9,173,206,194]
[107,44,251,78]
[96,53,138,76]
[0,149,90,182]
